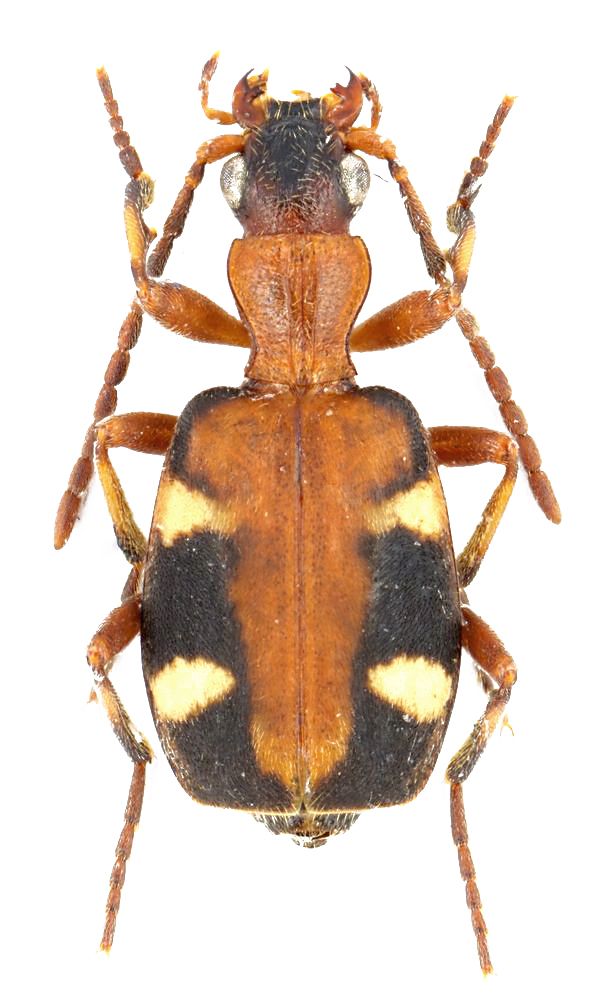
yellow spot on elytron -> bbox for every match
[368,655,453,722]
[154,477,236,546]
[150,656,236,722]
[367,475,446,538]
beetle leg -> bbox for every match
[87,596,149,763]
[123,150,247,343]
[450,607,517,783]
[350,285,461,353]
[344,127,448,282]
[122,162,248,345]
[102,761,146,953]
[54,71,247,551]
[95,412,177,564]
[450,782,492,975]
[346,101,559,523]
[133,275,251,349]
[445,98,514,292]
[448,607,517,975]
[86,595,151,951]
[54,303,144,550]
[353,311,559,527]
[88,564,143,704]
[442,97,558,522]
[429,426,518,587]
[117,73,247,345]
[349,92,506,351]
[345,97,513,290]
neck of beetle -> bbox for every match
[228,234,371,388]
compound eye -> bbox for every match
[339,153,370,209]
[220,154,247,212]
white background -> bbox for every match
[2,1,597,997]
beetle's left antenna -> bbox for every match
[54,69,151,549]
[54,58,246,549]
[55,64,206,548]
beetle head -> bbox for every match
[220,69,371,235]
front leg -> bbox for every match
[54,67,249,551]
[124,170,249,348]
[353,298,559,524]
[350,285,460,353]
[347,98,559,524]
[348,98,514,298]
[102,65,248,349]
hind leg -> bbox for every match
[448,607,517,974]
[86,595,151,950]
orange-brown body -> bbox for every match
[59,64,557,963]
[229,234,366,384]
[141,233,461,823]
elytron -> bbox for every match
[56,56,559,972]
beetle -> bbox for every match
[55,56,560,972]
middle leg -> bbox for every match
[346,99,559,524]
[54,65,249,552]
[95,411,177,565]
[429,426,518,588]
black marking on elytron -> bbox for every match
[167,386,242,493]
[141,530,292,810]
[315,698,443,810]
[159,704,291,810]
[358,527,461,670]
[360,387,432,500]
[314,526,461,811]
[142,531,242,675]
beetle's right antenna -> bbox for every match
[447,99,561,523]
[342,94,560,524]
